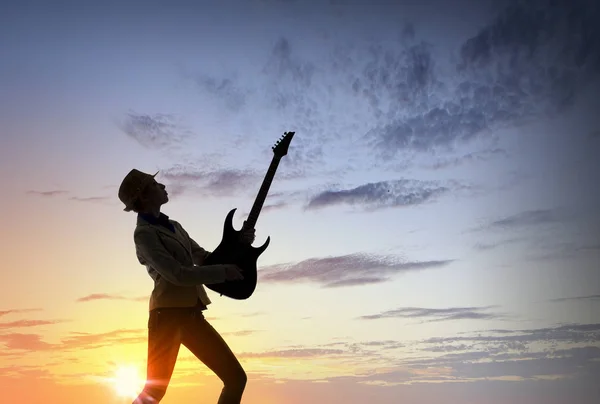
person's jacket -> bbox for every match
[133,213,227,311]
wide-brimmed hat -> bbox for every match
[118,169,159,212]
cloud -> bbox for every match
[488,209,564,228]
[26,190,68,197]
[225,322,599,386]
[474,237,523,250]
[26,190,113,204]
[118,112,192,150]
[239,348,345,359]
[305,179,449,211]
[261,201,288,212]
[325,277,388,288]
[403,346,600,381]
[221,330,260,337]
[404,322,600,383]
[361,0,600,157]
[75,293,146,303]
[0,364,54,379]
[160,165,261,198]
[426,148,508,170]
[0,333,55,351]
[176,0,598,174]
[549,294,600,303]
[424,323,600,346]
[68,196,111,203]
[59,329,146,351]
[521,238,600,262]
[0,319,64,329]
[260,37,317,111]
[0,327,146,353]
[358,306,503,322]
[186,73,248,112]
[260,253,453,288]
[459,0,599,73]
[470,208,570,234]
[0,308,41,318]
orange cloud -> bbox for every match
[0,308,41,318]
[0,333,55,351]
[0,319,64,329]
[76,293,147,302]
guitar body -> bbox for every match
[204,208,271,300]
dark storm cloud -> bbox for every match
[306,179,449,211]
[119,112,191,149]
[358,306,502,322]
[259,253,453,288]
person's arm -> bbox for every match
[134,228,227,286]
[189,237,211,266]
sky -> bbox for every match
[1,0,599,403]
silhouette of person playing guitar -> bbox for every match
[118,169,254,404]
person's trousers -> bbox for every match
[133,304,247,403]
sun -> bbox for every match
[109,364,146,399]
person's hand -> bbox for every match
[240,222,255,244]
[223,264,244,281]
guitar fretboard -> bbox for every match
[245,156,281,229]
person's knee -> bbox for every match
[228,366,247,391]
[239,368,247,388]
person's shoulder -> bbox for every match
[170,219,186,231]
[134,223,155,238]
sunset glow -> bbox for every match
[109,365,146,399]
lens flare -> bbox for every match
[109,364,145,399]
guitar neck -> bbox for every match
[245,156,282,229]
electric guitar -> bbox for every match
[204,131,295,300]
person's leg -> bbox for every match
[133,309,183,403]
[181,311,247,404]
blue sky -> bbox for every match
[0,0,599,403]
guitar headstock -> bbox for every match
[272,131,295,158]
